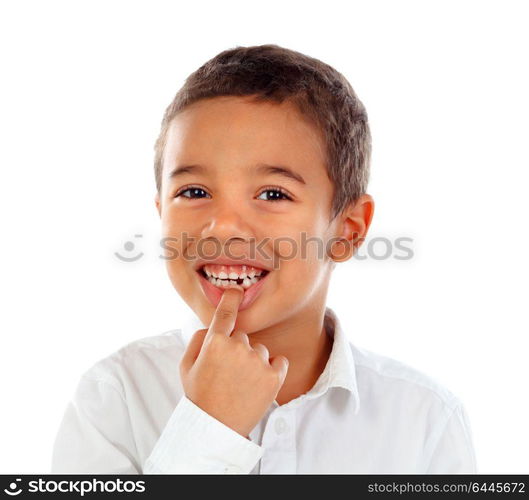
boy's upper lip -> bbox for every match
[193,257,274,272]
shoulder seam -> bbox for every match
[79,375,127,404]
[423,402,467,472]
[424,403,459,471]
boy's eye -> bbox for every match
[174,186,293,202]
[256,187,293,202]
[174,186,210,199]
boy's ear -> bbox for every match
[154,193,161,218]
[331,194,375,262]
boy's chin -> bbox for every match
[231,309,275,335]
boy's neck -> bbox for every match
[248,305,334,406]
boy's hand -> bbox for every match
[180,286,289,438]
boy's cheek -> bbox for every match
[164,260,194,291]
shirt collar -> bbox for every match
[179,305,360,414]
[294,306,360,414]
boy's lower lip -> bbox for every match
[196,269,271,311]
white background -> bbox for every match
[1,0,527,474]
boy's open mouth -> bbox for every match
[197,264,270,290]
[195,262,273,311]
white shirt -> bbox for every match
[51,307,478,474]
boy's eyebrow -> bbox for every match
[168,163,306,185]
[168,164,206,179]
[255,163,306,185]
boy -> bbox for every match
[51,44,477,474]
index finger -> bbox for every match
[206,285,244,338]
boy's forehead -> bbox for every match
[162,96,327,180]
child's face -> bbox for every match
[156,95,344,333]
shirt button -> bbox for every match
[224,464,242,474]
[275,417,288,435]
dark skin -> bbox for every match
[155,95,374,433]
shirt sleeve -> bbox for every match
[143,395,264,474]
[51,376,141,474]
[425,402,478,474]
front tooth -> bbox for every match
[218,271,228,279]
[242,277,251,287]
[229,280,237,285]
[228,272,239,280]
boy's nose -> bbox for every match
[200,205,255,243]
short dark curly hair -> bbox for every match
[154,44,371,221]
